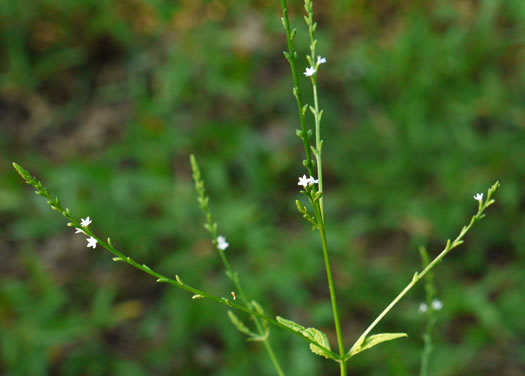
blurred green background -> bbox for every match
[1,0,524,375]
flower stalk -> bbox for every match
[348,182,500,357]
[11,162,337,364]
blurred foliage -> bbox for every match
[1,0,525,375]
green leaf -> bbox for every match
[251,300,268,331]
[228,311,257,337]
[276,317,336,360]
[276,316,306,333]
[304,328,332,359]
[347,333,408,358]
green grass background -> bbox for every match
[1,0,524,375]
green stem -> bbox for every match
[190,156,284,375]
[263,339,285,376]
[319,225,346,362]
[304,0,324,216]
[349,184,499,353]
[419,246,437,376]
[420,317,436,376]
[312,78,324,217]
[279,0,315,176]
[218,249,284,376]
[340,360,347,376]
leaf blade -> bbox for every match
[348,333,408,358]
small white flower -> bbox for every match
[317,56,327,65]
[80,217,92,227]
[473,193,483,202]
[74,228,85,234]
[418,303,428,314]
[304,66,316,77]
[308,176,319,186]
[298,174,310,188]
[432,299,443,311]
[86,236,97,249]
[217,235,229,251]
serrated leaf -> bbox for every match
[276,317,335,360]
[276,316,306,333]
[304,328,333,359]
[347,333,407,358]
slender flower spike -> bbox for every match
[418,302,428,314]
[473,193,483,202]
[317,56,327,65]
[304,66,316,77]
[217,235,229,251]
[308,176,319,186]
[298,174,310,188]
[86,236,97,249]
[432,299,443,311]
[80,217,92,227]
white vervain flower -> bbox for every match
[432,299,443,311]
[418,302,428,314]
[75,216,92,234]
[217,235,229,251]
[473,193,483,201]
[298,175,310,188]
[317,56,327,65]
[80,217,92,227]
[308,176,319,186]
[86,236,97,249]
[304,66,316,77]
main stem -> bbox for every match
[319,225,346,372]
[279,1,346,372]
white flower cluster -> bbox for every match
[217,235,229,251]
[473,193,483,201]
[419,299,443,314]
[75,217,97,249]
[297,174,319,188]
[304,56,327,77]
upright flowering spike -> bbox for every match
[80,217,92,227]
[304,66,316,77]
[473,193,483,202]
[298,175,310,188]
[86,236,97,249]
[217,235,229,251]
[317,56,327,65]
